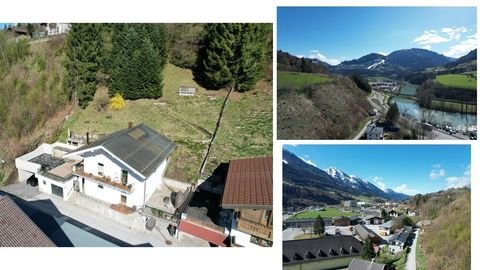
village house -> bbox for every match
[388,209,400,218]
[222,157,273,247]
[283,236,363,270]
[363,215,384,225]
[353,224,382,244]
[406,209,417,216]
[333,216,352,226]
[15,124,176,210]
[365,125,384,140]
[388,226,413,253]
[379,220,395,236]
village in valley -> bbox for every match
[0,23,273,247]
[282,145,471,270]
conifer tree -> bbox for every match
[65,23,102,108]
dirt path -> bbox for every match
[352,119,372,140]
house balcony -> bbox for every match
[73,164,133,193]
[236,218,273,241]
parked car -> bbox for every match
[26,177,38,187]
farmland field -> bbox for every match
[434,74,477,90]
[58,63,272,182]
[290,208,356,219]
[277,71,330,90]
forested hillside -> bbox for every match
[0,33,70,185]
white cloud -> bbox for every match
[307,50,341,65]
[414,30,450,45]
[394,184,419,196]
[445,165,471,189]
[304,154,310,159]
[414,27,470,47]
[376,52,388,56]
[429,164,445,180]
[441,27,467,40]
[443,34,477,58]
[299,157,318,168]
[422,45,432,50]
[370,176,387,191]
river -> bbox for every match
[390,96,477,130]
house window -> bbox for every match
[262,210,271,224]
[98,163,104,176]
[121,170,128,185]
[121,195,127,204]
[98,184,103,189]
[43,180,46,185]
[250,235,272,247]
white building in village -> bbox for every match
[15,124,176,209]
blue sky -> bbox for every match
[278,7,477,65]
[283,144,471,195]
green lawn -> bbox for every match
[290,208,356,219]
[377,247,407,270]
[58,63,272,182]
[434,74,477,90]
[277,71,330,90]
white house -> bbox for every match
[365,125,384,140]
[45,23,70,36]
[15,124,175,210]
[63,124,176,209]
[15,142,79,200]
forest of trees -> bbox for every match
[65,23,272,107]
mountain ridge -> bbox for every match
[283,149,410,207]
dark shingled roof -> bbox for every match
[67,124,175,178]
[222,157,272,209]
[283,236,363,265]
[354,224,379,241]
[0,195,55,247]
[348,258,386,270]
[389,226,412,245]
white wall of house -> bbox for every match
[81,151,169,208]
[144,159,168,200]
[37,174,74,201]
[230,228,259,247]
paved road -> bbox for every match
[353,119,372,140]
[406,229,419,270]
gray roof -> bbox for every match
[389,226,412,244]
[363,215,382,220]
[380,220,395,229]
[283,236,363,265]
[0,195,55,247]
[354,224,378,240]
[366,125,383,135]
[348,258,386,270]
[66,124,175,178]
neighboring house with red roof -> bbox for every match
[222,156,273,247]
[0,195,55,247]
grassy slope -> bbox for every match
[434,74,477,90]
[290,208,356,219]
[59,63,272,182]
[416,233,427,270]
[277,71,330,90]
[205,80,272,173]
[422,191,470,269]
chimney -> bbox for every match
[86,132,90,145]
[128,122,133,128]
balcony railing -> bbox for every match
[73,164,133,193]
[237,218,273,241]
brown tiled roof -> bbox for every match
[222,157,272,209]
[0,195,55,247]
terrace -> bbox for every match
[73,163,133,193]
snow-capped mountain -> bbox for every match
[283,149,410,206]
